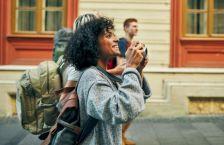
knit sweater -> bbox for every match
[77,66,145,145]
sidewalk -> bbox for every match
[0,116,224,145]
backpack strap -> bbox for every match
[40,72,84,143]
[41,66,120,145]
[56,70,98,145]
[76,116,98,144]
[75,70,98,144]
[76,66,122,145]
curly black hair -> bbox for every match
[64,17,114,71]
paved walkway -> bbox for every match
[0,116,224,145]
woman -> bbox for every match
[65,17,148,145]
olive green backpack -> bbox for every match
[16,60,66,135]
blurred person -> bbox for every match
[119,18,139,145]
[118,18,149,145]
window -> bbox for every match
[184,0,224,37]
[12,0,67,34]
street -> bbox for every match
[0,116,224,145]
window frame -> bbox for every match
[170,0,224,68]
[183,0,224,38]
[11,0,67,35]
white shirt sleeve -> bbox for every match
[66,65,80,81]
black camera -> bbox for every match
[142,47,148,58]
[135,42,148,58]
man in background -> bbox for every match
[119,18,139,145]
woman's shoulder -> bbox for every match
[80,66,105,82]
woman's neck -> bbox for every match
[97,59,108,70]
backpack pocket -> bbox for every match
[38,97,59,126]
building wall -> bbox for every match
[78,0,224,117]
[0,66,36,116]
[143,68,224,117]
[0,0,224,117]
[79,0,170,67]
[1,66,224,117]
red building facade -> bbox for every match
[171,0,224,67]
[0,0,224,67]
[0,0,78,65]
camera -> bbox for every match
[142,47,148,58]
[135,42,148,58]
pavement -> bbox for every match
[0,116,224,145]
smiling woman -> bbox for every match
[64,17,149,145]
[64,17,115,70]
[98,29,120,61]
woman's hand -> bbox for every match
[114,62,126,75]
[125,41,144,68]
[137,58,149,75]
[107,62,126,75]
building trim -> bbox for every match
[1,65,224,74]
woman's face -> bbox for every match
[98,29,120,59]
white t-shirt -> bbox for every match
[62,65,81,85]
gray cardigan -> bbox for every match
[77,67,145,145]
